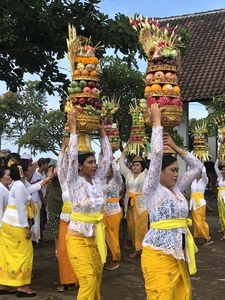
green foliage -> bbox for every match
[99,55,145,145]
[17,110,64,156]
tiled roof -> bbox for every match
[159,9,225,102]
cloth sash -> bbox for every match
[150,217,198,275]
[218,187,225,203]
[26,199,36,219]
[61,201,72,214]
[191,192,204,206]
[70,211,106,264]
[126,191,143,217]
[106,197,120,203]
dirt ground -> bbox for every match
[2,189,225,300]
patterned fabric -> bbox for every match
[66,235,102,300]
[141,246,191,300]
[143,126,203,260]
[48,211,61,237]
[66,134,111,237]
[0,222,33,286]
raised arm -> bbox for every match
[66,112,79,186]
[95,119,112,181]
[143,104,164,195]
[111,158,123,188]
[57,139,69,189]
[201,166,208,185]
[214,159,221,179]
[119,152,132,179]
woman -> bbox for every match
[101,157,123,271]
[0,166,16,295]
[66,112,111,300]
[46,161,63,261]
[0,158,50,297]
[56,139,78,291]
[214,159,225,240]
[190,166,214,246]
[119,152,148,258]
[141,104,203,300]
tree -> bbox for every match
[0,0,139,95]
[99,55,145,146]
[0,81,49,153]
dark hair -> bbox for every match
[38,158,50,167]
[161,155,177,171]
[131,160,146,172]
[0,166,10,179]
[5,152,20,166]
[10,159,30,181]
[78,152,95,165]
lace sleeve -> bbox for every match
[111,159,123,188]
[177,152,203,193]
[143,126,163,195]
[57,152,69,189]
[214,159,222,179]
[201,166,208,185]
[95,136,112,181]
[66,133,79,185]
[119,152,132,179]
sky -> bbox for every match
[0,0,223,160]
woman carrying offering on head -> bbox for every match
[119,151,148,258]
[190,166,214,246]
[66,112,111,300]
[141,104,203,300]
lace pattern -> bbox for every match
[66,134,111,236]
[143,126,203,260]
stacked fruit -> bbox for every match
[124,101,147,156]
[129,16,184,130]
[192,120,210,161]
[101,96,120,152]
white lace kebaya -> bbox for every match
[143,126,203,260]
[66,134,112,237]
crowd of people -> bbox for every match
[0,105,223,299]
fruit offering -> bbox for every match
[102,95,121,151]
[65,24,103,117]
[214,115,225,162]
[124,100,148,156]
[129,16,184,131]
[192,120,210,161]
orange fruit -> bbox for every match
[73,69,81,76]
[172,85,180,93]
[162,84,173,91]
[81,69,89,76]
[144,86,152,93]
[89,70,98,77]
[150,84,162,91]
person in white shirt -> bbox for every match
[190,166,214,246]
[0,157,50,297]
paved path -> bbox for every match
[2,190,225,299]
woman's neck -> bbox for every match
[79,173,93,185]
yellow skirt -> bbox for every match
[126,207,148,251]
[192,206,209,239]
[58,220,78,285]
[0,222,33,286]
[66,234,103,300]
[104,211,122,261]
[141,246,191,300]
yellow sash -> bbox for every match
[106,197,120,203]
[70,211,106,264]
[218,187,225,203]
[150,218,198,275]
[191,192,204,206]
[62,201,72,214]
[26,199,36,219]
[126,191,143,217]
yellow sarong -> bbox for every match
[61,201,72,214]
[191,192,204,207]
[70,211,106,264]
[218,187,225,230]
[126,191,143,218]
[150,218,198,275]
